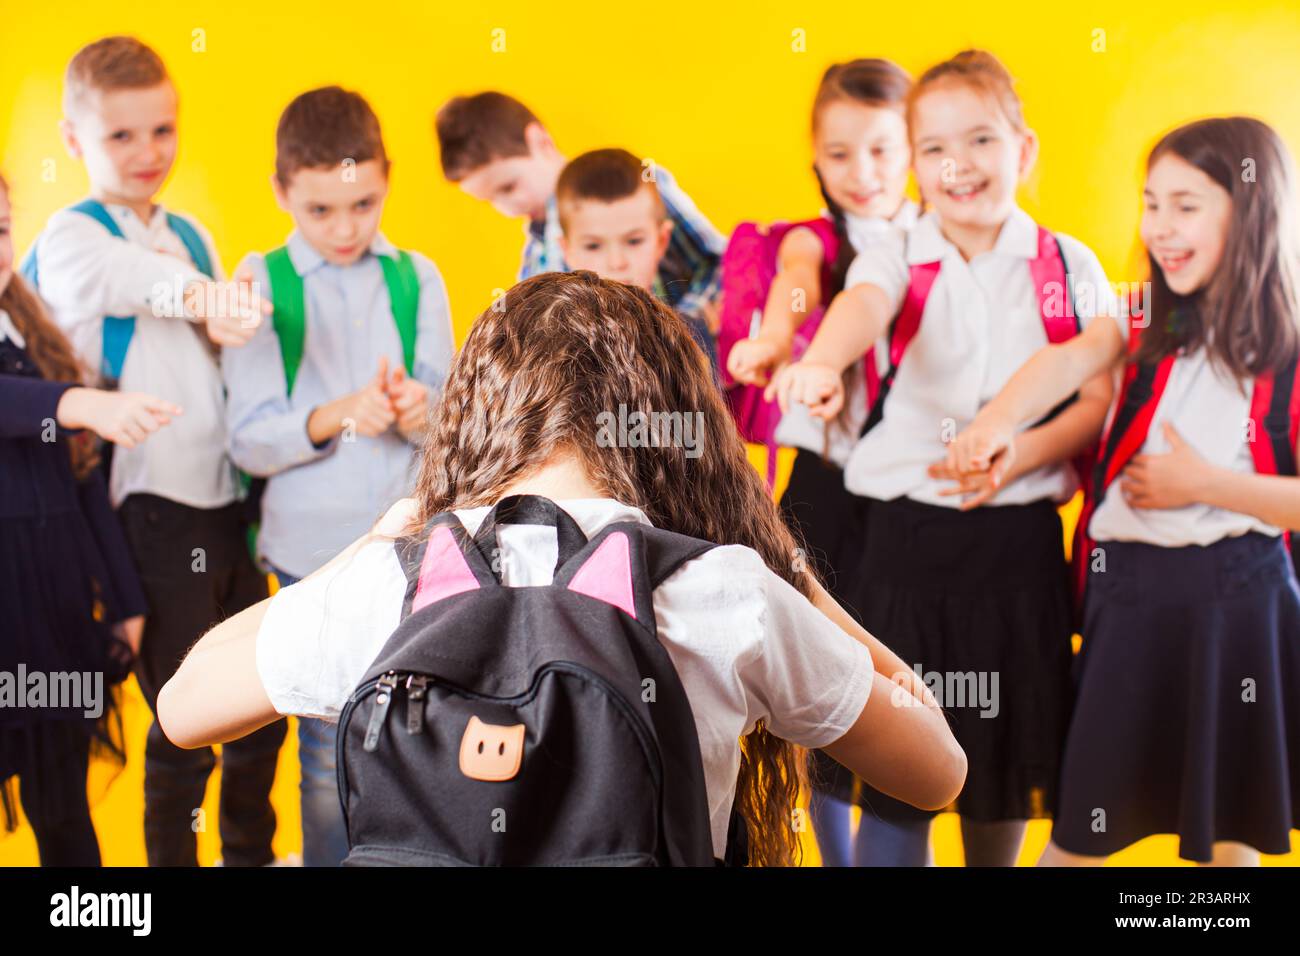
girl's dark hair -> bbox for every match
[1137,116,1300,381]
[811,59,912,298]
[0,174,98,479]
[410,270,820,865]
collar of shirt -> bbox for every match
[97,200,167,236]
[0,308,24,348]
[283,229,400,276]
[839,199,921,254]
[905,203,1038,265]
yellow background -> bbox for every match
[3,0,1300,865]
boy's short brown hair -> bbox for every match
[555,148,666,232]
[276,86,389,187]
[64,36,170,116]
[435,92,540,182]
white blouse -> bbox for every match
[842,206,1116,507]
[1089,316,1282,547]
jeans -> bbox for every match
[272,566,349,867]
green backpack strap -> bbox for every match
[378,250,419,377]
[263,246,306,394]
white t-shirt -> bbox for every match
[35,202,239,508]
[842,206,1116,507]
[255,497,876,859]
[775,201,920,463]
[1089,318,1282,547]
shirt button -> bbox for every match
[353,320,362,329]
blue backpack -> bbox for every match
[20,198,214,385]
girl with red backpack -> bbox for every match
[156,270,968,867]
[771,50,1116,866]
[950,116,1300,866]
[719,59,918,865]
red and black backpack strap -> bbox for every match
[1247,352,1300,478]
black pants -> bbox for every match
[119,493,287,867]
[13,720,101,866]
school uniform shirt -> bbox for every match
[842,205,1116,507]
[775,201,920,465]
[33,201,238,509]
[1088,317,1281,548]
[255,497,876,859]
[222,231,455,580]
[520,164,727,322]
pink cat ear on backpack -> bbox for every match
[412,525,480,613]
[567,531,636,620]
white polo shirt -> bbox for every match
[32,201,239,508]
[842,205,1116,507]
[255,497,876,860]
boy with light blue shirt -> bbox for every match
[222,86,453,866]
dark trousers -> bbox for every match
[15,720,101,866]
[119,493,287,867]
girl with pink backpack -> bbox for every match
[719,58,918,866]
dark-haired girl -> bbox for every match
[952,116,1300,865]
[725,58,916,865]
[0,174,179,865]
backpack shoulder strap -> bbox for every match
[859,258,942,437]
[1248,351,1300,477]
[378,251,419,377]
[264,246,307,395]
[70,198,126,238]
[1029,226,1079,343]
[1093,320,1176,500]
[164,213,215,278]
[67,200,133,384]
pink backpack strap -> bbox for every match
[859,259,941,435]
[1029,226,1080,343]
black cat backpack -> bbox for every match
[336,494,749,866]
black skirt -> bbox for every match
[1051,531,1300,861]
[831,495,1075,822]
[778,449,866,615]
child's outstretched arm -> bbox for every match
[764,281,894,420]
[38,213,270,352]
[726,227,824,386]
[949,316,1126,476]
[155,502,404,748]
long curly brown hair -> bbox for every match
[410,270,816,866]
[0,174,98,478]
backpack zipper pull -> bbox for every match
[363,672,399,752]
[405,675,428,735]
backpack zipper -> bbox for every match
[405,675,428,735]
[362,672,398,752]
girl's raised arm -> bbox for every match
[950,315,1126,475]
